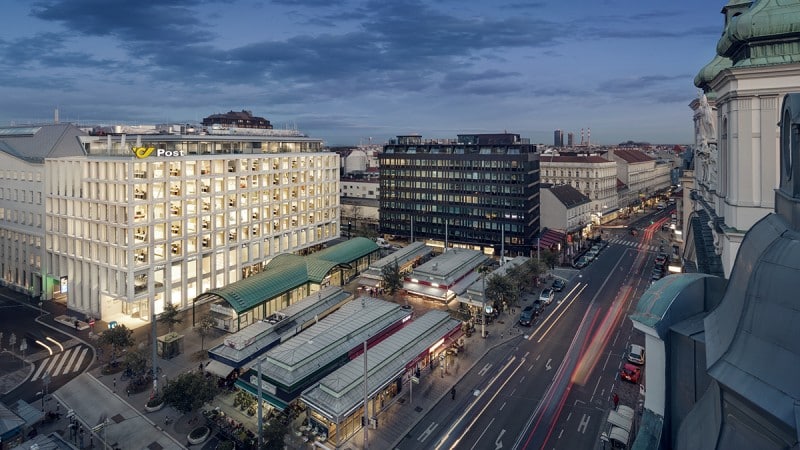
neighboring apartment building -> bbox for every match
[340,175,379,233]
[539,184,593,238]
[608,148,672,208]
[689,0,800,277]
[539,154,619,221]
[379,133,540,257]
[0,120,339,326]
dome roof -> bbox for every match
[717,0,800,67]
[694,54,733,90]
[704,213,800,430]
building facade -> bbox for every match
[379,133,540,257]
[608,148,672,209]
[0,122,339,325]
[689,0,800,277]
[539,184,593,236]
[539,154,619,219]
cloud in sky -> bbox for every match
[0,0,727,145]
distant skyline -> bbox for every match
[0,1,727,146]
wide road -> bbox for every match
[400,207,674,450]
[0,293,94,407]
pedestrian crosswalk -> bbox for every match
[31,345,89,380]
[606,238,660,252]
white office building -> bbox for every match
[0,122,339,326]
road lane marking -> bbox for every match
[577,414,590,434]
[590,376,602,402]
[495,429,506,449]
[566,412,572,421]
[545,358,552,371]
[499,401,506,412]
[478,363,492,376]
[440,357,524,450]
[519,376,525,383]
[31,357,48,380]
[470,418,495,450]
[558,429,564,439]
[418,422,438,442]
[534,284,589,343]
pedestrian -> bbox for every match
[612,392,619,408]
[451,387,456,400]
[112,378,116,392]
[126,389,130,398]
[199,362,204,372]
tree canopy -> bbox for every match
[381,259,403,295]
[162,371,218,414]
[194,313,217,351]
[98,324,134,362]
[158,302,182,334]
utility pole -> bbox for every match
[362,340,369,449]
[257,358,264,449]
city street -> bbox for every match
[397,206,674,450]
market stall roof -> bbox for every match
[534,229,565,249]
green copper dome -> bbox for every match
[717,0,800,67]
[694,54,733,90]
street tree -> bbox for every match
[485,273,518,310]
[162,371,218,414]
[262,416,290,450]
[381,259,403,295]
[98,324,134,364]
[158,302,182,334]
[194,313,217,351]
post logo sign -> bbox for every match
[132,146,185,159]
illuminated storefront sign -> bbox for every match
[131,146,185,159]
[60,276,68,294]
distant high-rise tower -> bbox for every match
[587,128,591,146]
[554,129,564,147]
[567,132,574,147]
[580,128,585,145]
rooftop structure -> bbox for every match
[237,297,412,409]
[301,310,461,446]
[403,249,488,302]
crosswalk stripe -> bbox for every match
[33,353,60,381]
[52,348,71,376]
[31,357,48,381]
[64,346,81,373]
[73,347,88,373]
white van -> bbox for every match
[375,237,391,248]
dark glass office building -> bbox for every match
[379,133,540,257]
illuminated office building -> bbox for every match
[0,122,339,325]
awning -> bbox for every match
[205,359,235,378]
[535,229,566,249]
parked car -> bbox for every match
[573,256,589,269]
[518,306,536,327]
[627,344,646,365]
[539,288,555,305]
[620,363,642,383]
[552,278,566,292]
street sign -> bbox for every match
[19,339,27,352]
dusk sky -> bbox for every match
[0,0,728,146]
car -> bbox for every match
[585,250,599,261]
[627,344,646,365]
[518,306,536,327]
[552,278,566,292]
[655,254,667,266]
[573,256,589,269]
[539,288,555,305]
[620,363,642,383]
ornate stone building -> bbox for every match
[688,0,800,277]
